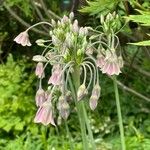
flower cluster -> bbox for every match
[14,12,123,126]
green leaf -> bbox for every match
[80,0,120,16]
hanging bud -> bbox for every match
[35,62,45,78]
[48,64,62,85]
[89,84,101,110]
[89,95,98,110]
[35,88,46,107]
[77,84,88,101]
[57,96,70,120]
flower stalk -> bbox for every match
[113,76,126,150]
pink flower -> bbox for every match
[35,62,45,78]
[48,64,62,85]
[35,88,46,107]
[34,101,56,126]
[14,31,31,46]
[101,51,121,75]
[96,54,105,68]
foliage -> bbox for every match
[0,54,37,134]
[80,0,120,16]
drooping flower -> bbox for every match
[57,96,70,120]
[34,101,56,126]
[77,84,88,101]
[35,62,45,78]
[14,31,31,46]
[89,84,101,110]
[35,88,46,107]
[101,50,121,75]
[96,54,105,68]
[48,64,62,85]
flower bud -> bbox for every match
[72,20,79,33]
[77,84,88,101]
[69,12,74,20]
[52,35,60,46]
[62,15,69,24]
[89,95,98,110]
[32,55,47,62]
[92,84,101,98]
[35,88,46,107]
[89,84,101,110]
[35,39,45,46]
[51,19,56,27]
[35,62,45,78]
[57,96,70,120]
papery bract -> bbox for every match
[14,31,31,46]
[34,101,55,126]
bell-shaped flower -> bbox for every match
[35,88,46,107]
[14,31,31,46]
[48,64,62,85]
[35,62,45,78]
[77,84,88,101]
[34,100,56,126]
[101,51,121,75]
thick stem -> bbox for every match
[113,76,126,150]
[71,65,89,150]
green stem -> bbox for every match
[113,76,126,150]
[70,66,89,150]
[82,103,96,150]
[65,121,74,150]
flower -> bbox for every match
[96,54,105,68]
[101,51,121,75]
[35,88,46,107]
[35,62,45,78]
[57,96,70,120]
[48,64,62,85]
[14,31,31,46]
[34,101,56,126]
